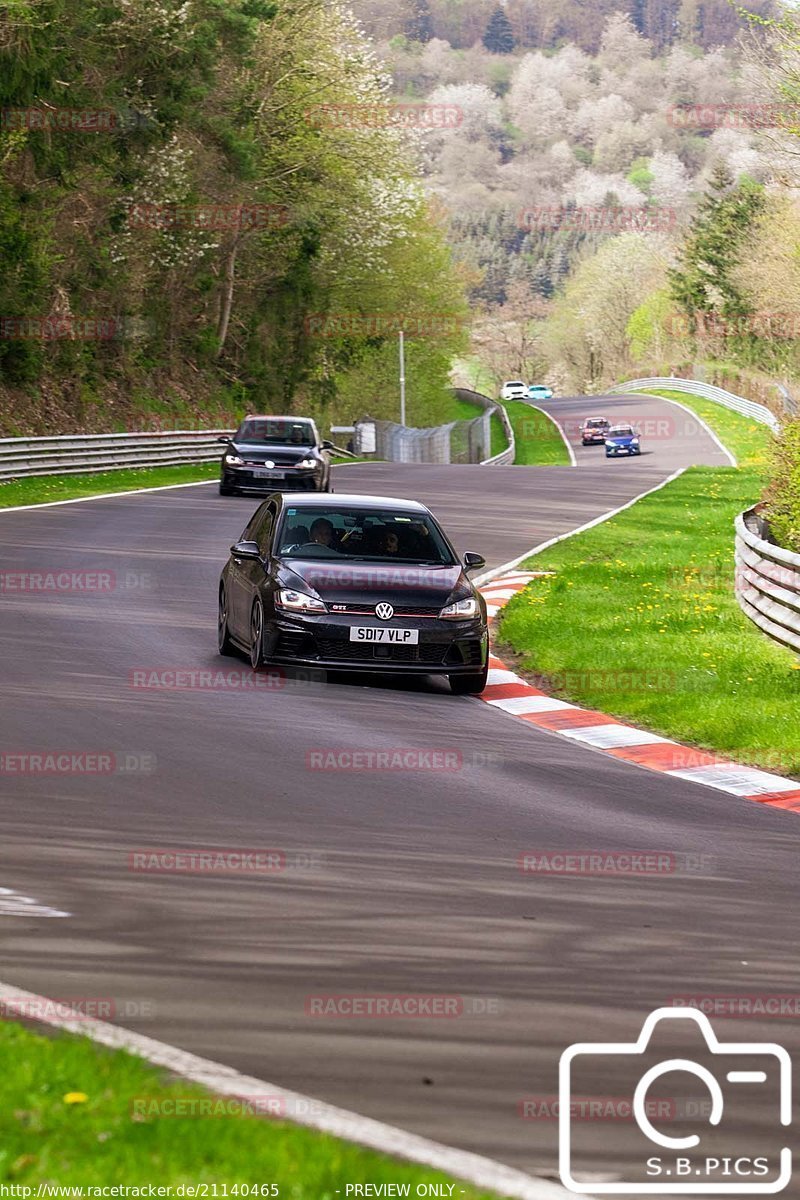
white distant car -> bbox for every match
[500,380,528,400]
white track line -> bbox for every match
[524,402,577,467]
[618,390,737,468]
[0,478,218,514]
[0,979,587,1200]
[474,468,687,587]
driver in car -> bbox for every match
[310,517,336,548]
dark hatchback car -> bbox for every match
[218,494,489,693]
[219,415,334,496]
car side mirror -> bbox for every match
[320,439,335,450]
[463,551,486,572]
[230,540,261,560]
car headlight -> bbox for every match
[277,588,327,614]
[440,596,479,620]
[605,441,614,447]
[631,438,639,445]
[296,457,317,469]
[224,454,244,465]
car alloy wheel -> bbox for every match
[250,599,265,669]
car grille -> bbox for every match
[315,639,450,665]
[331,603,442,617]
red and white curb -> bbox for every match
[477,576,800,814]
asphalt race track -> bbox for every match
[1,392,798,1185]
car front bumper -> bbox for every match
[221,466,323,491]
[264,613,488,675]
[606,445,639,455]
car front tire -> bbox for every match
[218,587,236,656]
[449,666,489,695]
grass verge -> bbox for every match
[497,393,800,774]
[504,401,571,466]
[0,463,220,509]
[0,1020,499,1195]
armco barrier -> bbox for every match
[736,507,800,656]
[610,377,781,434]
[0,429,234,481]
[454,388,515,466]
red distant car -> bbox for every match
[581,417,611,445]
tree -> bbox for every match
[405,0,433,43]
[483,5,515,54]
[669,164,766,322]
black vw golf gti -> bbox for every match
[219,415,334,495]
[218,494,489,693]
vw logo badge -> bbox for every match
[375,602,394,621]
[265,460,275,469]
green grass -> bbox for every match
[497,392,800,774]
[0,1021,500,1195]
[0,463,220,508]
[504,401,570,465]
[444,392,508,459]
[637,388,774,469]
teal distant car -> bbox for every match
[528,384,554,400]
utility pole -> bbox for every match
[399,330,406,426]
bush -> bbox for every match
[764,418,800,553]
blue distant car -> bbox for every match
[528,384,554,401]
[605,424,641,457]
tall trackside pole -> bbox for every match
[399,330,406,426]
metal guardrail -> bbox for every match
[610,377,781,435]
[0,429,235,481]
[736,507,800,656]
[455,388,515,466]
[356,388,514,466]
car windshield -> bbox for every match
[586,419,607,428]
[235,418,314,446]
[276,506,457,565]
[609,426,634,436]
[506,381,524,388]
